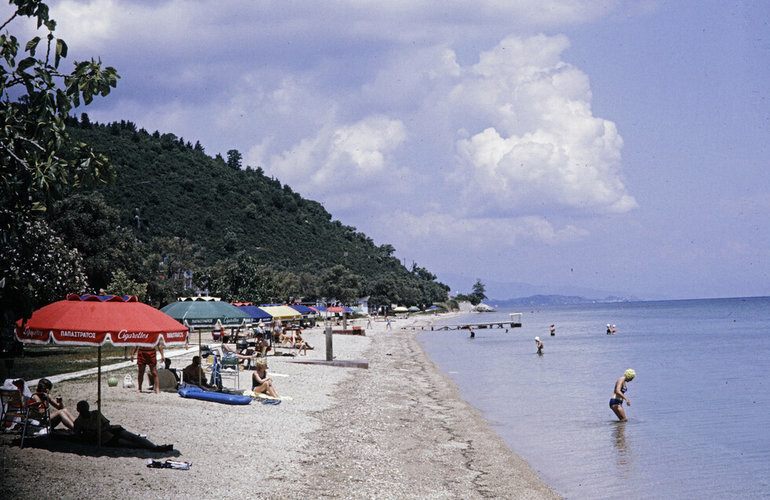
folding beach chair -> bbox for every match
[220,356,240,390]
[1,379,51,448]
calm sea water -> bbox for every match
[419,297,770,499]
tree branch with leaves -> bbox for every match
[1,0,120,320]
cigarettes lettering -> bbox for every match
[116,330,151,341]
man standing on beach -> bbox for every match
[131,344,164,394]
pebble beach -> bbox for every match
[0,315,558,499]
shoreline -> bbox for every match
[1,314,558,499]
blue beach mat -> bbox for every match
[177,386,251,405]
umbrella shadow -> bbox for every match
[3,433,181,458]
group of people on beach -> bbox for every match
[179,354,280,399]
[125,317,308,400]
[11,377,172,450]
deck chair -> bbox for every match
[1,379,50,448]
[220,355,240,390]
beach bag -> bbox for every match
[123,374,134,388]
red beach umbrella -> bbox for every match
[16,293,188,346]
[15,293,188,445]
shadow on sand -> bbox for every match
[1,432,181,459]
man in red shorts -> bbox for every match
[130,344,165,393]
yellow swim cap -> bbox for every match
[625,369,636,380]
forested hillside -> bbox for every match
[56,116,448,309]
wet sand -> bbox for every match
[0,315,558,499]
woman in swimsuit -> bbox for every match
[251,359,280,399]
[609,369,635,421]
[31,378,76,430]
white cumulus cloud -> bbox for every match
[450,35,636,216]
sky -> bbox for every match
[5,0,769,300]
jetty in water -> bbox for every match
[405,313,523,331]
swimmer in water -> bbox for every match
[535,336,544,355]
[609,369,635,421]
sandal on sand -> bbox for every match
[261,399,281,405]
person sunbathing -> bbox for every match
[73,400,172,451]
[251,359,280,399]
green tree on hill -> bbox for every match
[471,279,487,305]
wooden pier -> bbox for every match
[405,313,523,331]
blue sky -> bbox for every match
[6,1,768,300]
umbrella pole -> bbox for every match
[198,330,202,387]
[97,345,102,447]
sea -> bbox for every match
[419,297,770,499]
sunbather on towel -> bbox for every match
[251,359,280,399]
[73,400,172,451]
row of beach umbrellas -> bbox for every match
[12,294,352,444]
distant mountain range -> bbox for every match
[439,272,640,305]
[489,294,635,307]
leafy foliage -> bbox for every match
[0,1,448,319]
[57,121,449,309]
[456,279,487,306]
[106,269,147,300]
[1,215,88,310]
[1,0,119,320]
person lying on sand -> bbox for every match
[73,400,172,451]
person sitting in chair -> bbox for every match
[221,343,255,361]
[30,378,76,430]
[182,356,213,389]
[73,400,172,451]
[254,334,269,356]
